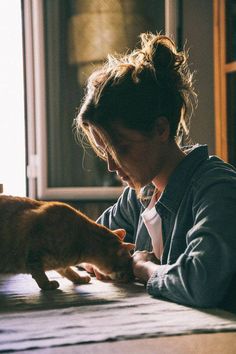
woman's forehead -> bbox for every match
[89,123,148,146]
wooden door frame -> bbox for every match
[213,0,228,160]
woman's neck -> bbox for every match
[152,142,186,192]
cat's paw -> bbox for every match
[73,275,91,284]
[40,280,60,290]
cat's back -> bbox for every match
[0,196,43,272]
[0,195,43,235]
[0,195,41,216]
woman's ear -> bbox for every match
[155,116,170,142]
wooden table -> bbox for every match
[1,270,236,353]
[16,332,236,354]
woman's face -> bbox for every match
[89,121,170,190]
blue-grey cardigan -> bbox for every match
[97,145,236,308]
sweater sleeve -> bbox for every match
[146,179,236,308]
[97,187,141,243]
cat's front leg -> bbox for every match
[57,267,91,284]
[27,252,59,290]
[31,268,60,290]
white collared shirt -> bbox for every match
[141,191,163,259]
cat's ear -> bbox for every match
[117,242,135,256]
[122,242,135,251]
[113,228,126,240]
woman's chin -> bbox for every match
[120,177,134,188]
[120,176,143,190]
[126,180,135,188]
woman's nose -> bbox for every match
[107,153,118,172]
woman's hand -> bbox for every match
[132,250,160,283]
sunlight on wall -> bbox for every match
[0,0,26,196]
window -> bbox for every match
[0,0,25,196]
[23,0,165,200]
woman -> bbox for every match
[75,33,236,309]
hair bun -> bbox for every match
[152,42,175,69]
[139,33,185,72]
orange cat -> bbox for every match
[0,195,134,290]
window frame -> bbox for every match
[23,0,177,201]
[23,0,123,201]
[213,0,236,162]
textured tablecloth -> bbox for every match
[0,270,236,352]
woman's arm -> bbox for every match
[135,181,236,308]
[97,186,141,243]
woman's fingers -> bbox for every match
[79,263,95,274]
[93,267,111,281]
[79,263,111,281]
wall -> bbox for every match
[182,0,215,154]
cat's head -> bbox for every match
[92,227,135,282]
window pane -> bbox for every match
[227,72,236,166]
[0,0,25,195]
[44,0,165,188]
[226,0,236,63]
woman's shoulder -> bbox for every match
[179,144,236,187]
[195,154,236,182]
[191,154,236,200]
